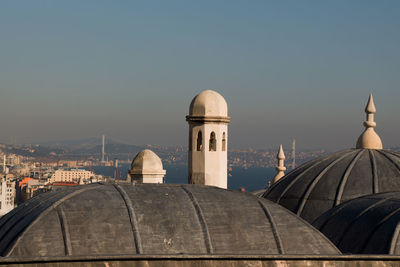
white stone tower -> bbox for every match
[129,149,166,184]
[186,90,230,189]
[271,144,286,184]
[356,93,383,149]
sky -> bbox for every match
[0,1,399,150]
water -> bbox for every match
[86,164,275,192]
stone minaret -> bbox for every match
[186,90,230,189]
[2,155,6,174]
[272,145,286,184]
[356,93,383,149]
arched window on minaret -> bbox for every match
[209,132,217,151]
[222,132,226,151]
[196,131,203,151]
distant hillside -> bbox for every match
[37,137,126,149]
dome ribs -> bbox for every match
[385,150,400,158]
[112,184,142,254]
[334,150,365,206]
[313,192,400,254]
[275,150,351,203]
[369,150,379,193]
[358,207,400,254]
[268,152,321,192]
[180,185,213,254]
[314,198,355,232]
[275,161,321,203]
[0,190,61,231]
[296,151,354,216]
[0,190,73,256]
[389,224,400,254]
[265,148,400,225]
[336,197,393,249]
[257,200,284,254]
[0,184,341,256]
[56,206,72,256]
[376,150,400,175]
[5,185,99,256]
[267,156,320,197]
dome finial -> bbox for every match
[356,93,382,149]
[365,93,376,113]
[272,145,286,184]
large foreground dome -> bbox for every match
[0,183,339,257]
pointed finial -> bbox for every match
[356,93,382,149]
[278,144,285,160]
[271,145,286,184]
[365,93,376,114]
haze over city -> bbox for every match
[1,1,399,150]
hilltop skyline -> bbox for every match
[1,1,399,150]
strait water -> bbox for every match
[86,164,275,192]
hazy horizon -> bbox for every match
[1,1,399,150]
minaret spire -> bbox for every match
[356,93,382,149]
[272,145,286,184]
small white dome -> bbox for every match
[189,90,228,117]
[131,149,165,174]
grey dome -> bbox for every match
[263,149,400,223]
[0,183,339,257]
[313,191,400,254]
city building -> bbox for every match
[49,169,95,184]
[0,176,15,217]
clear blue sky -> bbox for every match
[0,1,399,150]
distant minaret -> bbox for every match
[101,135,105,162]
[356,93,383,149]
[271,145,286,184]
[291,139,296,170]
[114,158,119,179]
[2,155,6,174]
[186,90,230,189]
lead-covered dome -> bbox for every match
[130,149,165,175]
[264,148,400,223]
[264,94,397,223]
[313,191,400,254]
[0,183,339,257]
[189,90,228,117]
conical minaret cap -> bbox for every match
[277,144,285,160]
[356,93,382,149]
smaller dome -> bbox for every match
[189,90,228,117]
[130,149,165,175]
[313,192,400,254]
